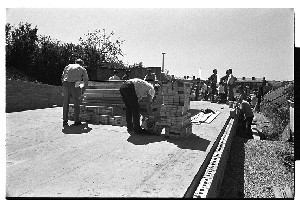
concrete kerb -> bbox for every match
[192,108,239,198]
[183,110,232,198]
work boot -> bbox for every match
[133,128,148,134]
[74,121,83,126]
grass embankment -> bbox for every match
[219,84,294,199]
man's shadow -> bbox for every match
[167,133,210,151]
[62,123,92,134]
[127,132,210,152]
[127,133,166,145]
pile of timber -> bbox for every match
[159,81,192,139]
[67,81,126,126]
[82,89,124,106]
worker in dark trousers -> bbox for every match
[61,59,89,126]
[119,78,156,134]
[208,69,218,102]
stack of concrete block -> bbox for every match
[109,115,127,126]
[139,85,163,117]
[68,104,127,126]
[159,81,192,139]
[68,104,87,121]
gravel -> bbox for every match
[218,136,294,199]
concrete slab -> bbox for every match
[6,102,231,198]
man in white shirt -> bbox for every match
[61,59,89,126]
[109,70,120,80]
[227,69,236,101]
[119,78,155,134]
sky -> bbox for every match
[4,5,296,81]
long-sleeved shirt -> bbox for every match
[61,64,89,85]
[128,78,155,101]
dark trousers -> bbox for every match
[228,85,234,101]
[62,81,81,122]
[211,84,217,102]
[119,82,142,131]
[255,96,262,112]
[245,116,254,138]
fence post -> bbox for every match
[288,100,294,140]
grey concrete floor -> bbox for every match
[6,101,230,198]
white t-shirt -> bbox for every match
[128,78,155,101]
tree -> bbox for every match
[78,29,125,70]
[5,22,38,77]
[6,22,127,85]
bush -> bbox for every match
[260,83,293,141]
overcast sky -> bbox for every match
[4,5,296,82]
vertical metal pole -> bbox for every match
[162,53,166,72]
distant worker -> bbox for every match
[227,69,236,101]
[200,81,208,100]
[119,78,156,134]
[207,85,212,101]
[218,81,226,103]
[109,70,120,80]
[61,59,89,126]
[122,69,131,80]
[208,69,218,102]
[238,93,254,139]
[255,86,263,112]
[195,82,200,101]
[220,70,230,100]
[255,77,267,112]
[144,68,157,81]
[251,90,258,108]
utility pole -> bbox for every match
[162,53,166,72]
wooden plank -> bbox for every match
[83,100,123,104]
[198,113,213,123]
[83,97,123,101]
[82,102,125,107]
[84,89,120,94]
[84,93,122,98]
[205,111,220,124]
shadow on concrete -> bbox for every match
[167,133,210,152]
[127,133,166,145]
[62,124,92,134]
[127,132,210,152]
[219,116,246,198]
[188,109,202,117]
